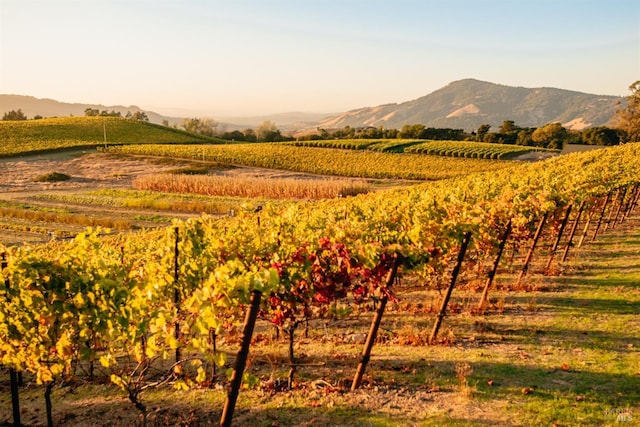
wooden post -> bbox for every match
[610,187,628,229]
[2,253,21,427]
[631,185,640,211]
[561,200,585,262]
[174,227,181,366]
[478,220,512,311]
[622,184,639,221]
[592,193,612,241]
[603,189,620,233]
[351,254,401,391]
[103,119,107,150]
[577,204,596,249]
[429,232,473,345]
[515,212,548,285]
[10,369,21,427]
[545,205,572,272]
[220,290,262,427]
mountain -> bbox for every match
[314,79,623,132]
[0,95,330,131]
[0,95,183,126]
[2,79,624,134]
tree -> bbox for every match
[498,120,518,134]
[476,124,491,141]
[613,80,640,143]
[221,130,246,141]
[84,108,100,117]
[398,124,425,139]
[580,126,620,146]
[257,120,283,142]
[2,109,27,120]
[130,111,149,122]
[516,129,534,146]
[181,117,218,136]
[531,123,568,149]
[243,128,257,142]
[497,120,520,144]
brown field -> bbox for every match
[0,150,386,246]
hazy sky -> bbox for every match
[1,0,639,117]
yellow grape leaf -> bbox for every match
[173,379,189,391]
[73,293,86,308]
[99,355,113,368]
[196,366,206,383]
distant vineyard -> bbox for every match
[287,139,381,150]
[0,116,221,157]
[285,139,556,159]
[405,140,558,159]
[105,143,509,180]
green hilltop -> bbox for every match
[0,116,222,157]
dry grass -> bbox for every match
[133,173,372,200]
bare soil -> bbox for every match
[0,150,372,245]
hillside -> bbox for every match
[3,79,624,133]
[0,95,331,131]
[316,79,622,132]
[0,94,184,126]
[0,116,221,157]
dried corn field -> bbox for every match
[132,173,373,200]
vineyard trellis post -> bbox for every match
[2,252,22,427]
[351,253,402,391]
[592,192,612,241]
[603,189,621,232]
[478,220,512,311]
[610,187,628,230]
[577,201,598,249]
[561,200,585,262]
[545,204,572,272]
[626,184,640,219]
[515,212,548,285]
[618,184,638,224]
[621,184,638,222]
[174,227,181,366]
[429,231,473,345]
[220,289,262,427]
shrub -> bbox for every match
[33,172,71,182]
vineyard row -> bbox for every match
[1,143,639,426]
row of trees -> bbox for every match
[2,109,40,121]
[0,108,149,121]
[84,108,149,121]
[175,118,290,142]
[294,122,620,149]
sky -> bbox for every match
[1,0,639,118]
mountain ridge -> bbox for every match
[315,79,622,132]
[1,79,624,133]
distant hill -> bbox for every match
[0,94,183,126]
[315,79,623,132]
[0,116,219,157]
[3,79,624,134]
[0,94,330,131]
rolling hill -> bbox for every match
[0,116,221,157]
[315,79,623,132]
